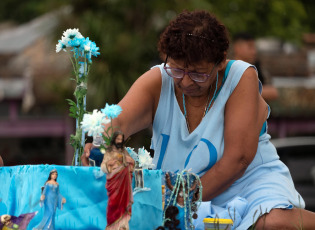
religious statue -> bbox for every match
[101,131,135,230]
[33,169,66,230]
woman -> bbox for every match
[86,10,315,229]
[33,169,66,230]
[101,131,135,230]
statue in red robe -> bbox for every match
[101,131,135,230]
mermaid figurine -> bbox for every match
[33,169,66,230]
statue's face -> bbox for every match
[114,134,124,149]
[51,172,58,180]
[115,134,123,144]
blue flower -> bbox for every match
[56,29,100,62]
[89,40,100,57]
[101,103,122,119]
[68,37,84,48]
[79,37,100,62]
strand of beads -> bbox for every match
[162,170,203,229]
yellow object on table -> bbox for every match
[203,218,233,230]
[161,185,165,209]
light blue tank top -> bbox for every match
[151,60,277,176]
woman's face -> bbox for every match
[51,172,58,180]
[168,58,218,97]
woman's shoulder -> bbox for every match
[122,64,163,113]
[134,65,162,92]
[224,60,257,91]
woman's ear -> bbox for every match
[217,52,227,71]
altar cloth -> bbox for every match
[0,165,163,230]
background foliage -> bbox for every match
[0,0,314,109]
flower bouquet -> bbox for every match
[56,28,100,165]
[81,103,122,148]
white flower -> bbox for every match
[84,44,91,52]
[138,147,154,169]
[81,109,110,137]
[56,38,69,53]
[100,148,106,154]
[62,28,83,40]
[56,42,63,53]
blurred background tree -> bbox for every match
[1,0,313,108]
[1,0,315,154]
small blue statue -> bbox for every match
[33,169,66,230]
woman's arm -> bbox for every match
[201,67,269,201]
[83,67,162,165]
[114,67,162,138]
[40,184,47,200]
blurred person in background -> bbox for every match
[0,155,3,166]
[233,32,279,101]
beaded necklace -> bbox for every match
[163,170,202,229]
[182,72,218,133]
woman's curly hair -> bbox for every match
[158,10,229,65]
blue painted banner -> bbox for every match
[0,165,163,230]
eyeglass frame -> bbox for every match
[163,56,218,83]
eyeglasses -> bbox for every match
[163,56,218,83]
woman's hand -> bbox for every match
[81,143,94,166]
[62,198,66,204]
[40,195,45,201]
[0,155,4,166]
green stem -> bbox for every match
[111,119,113,138]
[69,57,77,79]
[84,56,87,79]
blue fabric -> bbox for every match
[224,60,235,79]
[89,148,104,167]
[175,204,186,230]
[212,60,236,102]
[193,197,248,230]
[0,165,163,230]
[151,60,261,175]
[150,60,304,229]
[259,121,267,136]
